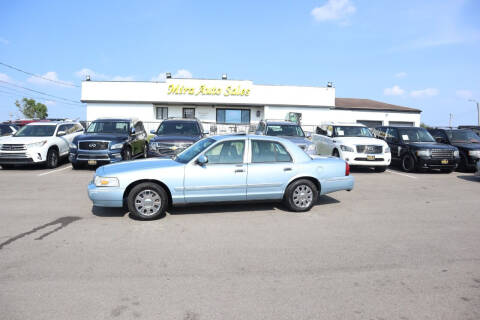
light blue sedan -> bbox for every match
[88,135,354,219]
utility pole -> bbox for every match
[449,113,453,127]
[468,99,480,126]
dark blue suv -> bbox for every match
[69,118,148,169]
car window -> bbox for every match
[87,121,130,134]
[57,124,69,135]
[14,125,56,137]
[205,140,245,164]
[372,127,386,139]
[156,122,201,136]
[0,125,13,136]
[266,125,305,137]
[252,140,292,163]
[398,127,435,143]
[386,128,399,142]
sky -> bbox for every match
[0,0,479,126]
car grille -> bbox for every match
[0,144,26,151]
[431,149,454,159]
[0,152,28,158]
[153,142,192,156]
[77,154,110,160]
[79,141,109,150]
[356,145,383,154]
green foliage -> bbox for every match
[420,122,433,130]
[15,98,48,119]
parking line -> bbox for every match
[386,169,417,179]
[37,165,72,176]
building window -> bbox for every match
[183,108,195,119]
[155,107,168,120]
[216,108,250,124]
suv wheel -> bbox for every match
[122,148,132,161]
[127,182,168,220]
[401,154,415,172]
[46,148,59,169]
[283,179,318,212]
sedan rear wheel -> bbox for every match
[284,179,318,212]
[127,182,168,220]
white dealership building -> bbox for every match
[81,77,421,133]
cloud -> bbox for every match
[44,100,56,106]
[0,72,12,82]
[0,37,8,45]
[74,68,134,81]
[151,69,193,81]
[395,72,407,78]
[456,89,473,100]
[26,71,74,87]
[311,0,356,24]
[384,85,405,96]
[410,88,438,98]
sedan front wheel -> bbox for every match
[127,182,168,220]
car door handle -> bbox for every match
[284,167,292,171]
[235,169,244,173]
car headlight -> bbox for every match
[307,143,316,151]
[340,145,354,152]
[69,142,77,149]
[468,150,480,158]
[26,140,47,148]
[416,150,432,157]
[110,143,124,150]
[453,150,460,158]
[384,147,391,153]
[94,176,119,187]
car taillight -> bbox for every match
[345,162,350,176]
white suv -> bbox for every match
[0,121,84,169]
[312,123,391,172]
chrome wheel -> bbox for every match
[292,184,313,208]
[134,189,161,216]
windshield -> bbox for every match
[14,125,56,137]
[87,121,129,134]
[266,125,305,137]
[174,138,215,163]
[156,122,200,136]
[334,126,373,137]
[0,125,12,136]
[398,127,435,142]
[446,129,480,143]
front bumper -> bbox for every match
[69,149,123,164]
[416,157,460,169]
[341,151,392,167]
[0,148,47,164]
[87,182,124,207]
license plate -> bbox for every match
[441,159,449,164]
[88,160,97,165]
[366,155,375,161]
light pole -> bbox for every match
[469,99,480,126]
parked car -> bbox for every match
[149,118,207,158]
[0,123,18,140]
[428,128,480,172]
[476,159,480,177]
[312,123,391,172]
[374,126,460,173]
[458,125,480,136]
[0,121,84,169]
[255,120,317,155]
[69,118,148,169]
[88,135,354,220]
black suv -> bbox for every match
[428,128,480,172]
[69,118,148,169]
[374,126,460,172]
[148,118,207,158]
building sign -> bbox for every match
[167,84,251,97]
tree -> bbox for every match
[15,98,48,119]
[420,122,433,130]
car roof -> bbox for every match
[162,118,199,122]
[27,121,79,126]
[264,120,299,125]
[94,118,136,122]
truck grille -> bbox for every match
[356,145,383,154]
[1,144,26,151]
[154,142,191,156]
[431,149,454,159]
[77,154,110,160]
[79,141,109,150]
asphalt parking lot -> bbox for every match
[0,164,479,320]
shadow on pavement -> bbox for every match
[457,175,480,182]
[0,158,70,171]
[92,206,129,217]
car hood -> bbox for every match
[98,158,183,176]
[278,136,312,145]
[451,142,480,150]
[75,133,128,141]
[407,142,457,150]
[150,135,200,143]
[334,136,386,146]
[0,136,52,144]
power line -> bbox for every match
[0,61,80,88]
[0,79,83,104]
[0,88,85,108]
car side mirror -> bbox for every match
[150,130,156,135]
[196,155,208,165]
[130,128,136,135]
[57,131,66,137]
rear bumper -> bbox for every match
[320,176,354,195]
